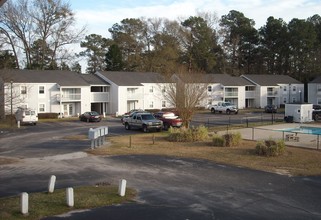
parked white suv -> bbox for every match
[209,102,238,114]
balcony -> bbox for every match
[127,93,143,100]
[267,91,278,96]
[56,93,81,102]
[225,92,238,97]
[245,91,256,98]
[91,92,109,102]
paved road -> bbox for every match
[1,114,321,219]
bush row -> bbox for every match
[167,125,286,157]
[167,126,208,142]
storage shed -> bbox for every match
[284,103,313,123]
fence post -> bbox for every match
[252,127,255,140]
[152,134,155,144]
[129,136,132,148]
[282,131,285,141]
[246,117,249,128]
[317,135,320,150]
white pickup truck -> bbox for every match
[209,102,238,114]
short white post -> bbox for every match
[118,179,127,197]
[20,192,28,215]
[66,187,74,207]
[48,175,56,193]
[17,121,20,128]
[103,112,106,118]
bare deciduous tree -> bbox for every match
[162,69,209,127]
[0,0,86,69]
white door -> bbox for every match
[63,104,74,116]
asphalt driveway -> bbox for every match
[1,154,321,219]
[1,118,321,219]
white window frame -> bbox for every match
[162,100,166,108]
[149,86,154,93]
[39,85,45,94]
[21,86,27,95]
[149,101,154,108]
[39,103,45,112]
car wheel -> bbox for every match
[315,114,320,121]
[211,108,216,113]
[163,123,170,130]
[143,125,148,133]
[157,128,162,132]
[125,123,131,130]
[226,109,231,114]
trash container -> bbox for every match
[284,116,293,123]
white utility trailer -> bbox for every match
[284,103,313,123]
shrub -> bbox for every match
[255,139,286,157]
[167,126,208,142]
[221,132,242,147]
[212,134,225,147]
[38,113,59,119]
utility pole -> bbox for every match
[10,80,13,127]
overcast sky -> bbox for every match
[70,0,321,38]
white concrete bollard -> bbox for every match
[20,192,28,215]
[48,175,56,193]
[118,179,127,197]
[17,121,20,128]
[103,112,106,118]
[66,187,74,207]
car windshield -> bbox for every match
[141,114,155,120]
[89,112,99,116]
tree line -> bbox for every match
[1,0,321,84]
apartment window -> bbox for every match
[318,85,321,92]
[149,86,154,93]
[149,101,154,108]
[283,97,287,103]
[21,86,27,94]
[39,104,45,112]
[292,86,296,92]
[292,97,296,103]
[207,86,212,92]
[162,101,166,108]
[283,87,287,92]
[39,86,45,94]
[162,86,166,93]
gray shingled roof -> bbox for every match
[97,71,166,86]
[0,69,89,86]
[176,74,253,86]
[309,76,321,83]
[80,73,110,85]
[241,74,302,86]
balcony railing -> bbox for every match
[267,91,278,96]
[127,93,143,100]
[91,92,109,102]
[56,93,81,102]
[225,92,238,97]
[245,91,256,98]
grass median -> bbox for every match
[0,185,136,220]
[88,132,321,177]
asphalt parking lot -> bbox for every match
[1,112,321,219]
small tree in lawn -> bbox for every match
[162,68,208,128]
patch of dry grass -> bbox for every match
[88,133,321,177]
[0,157,20,165]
